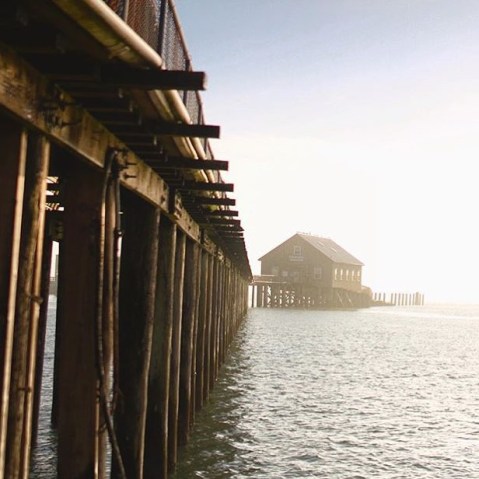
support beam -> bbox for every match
[193,197,235,207]
[145,156,228,171]
[56,161,102,478]
[168,232,186,472]
[144,218,177,479]
[0,120,27,476]
[37,56,207,90]
[149,122,220,139]
[181,182,233,193]
[178,240,199,447]
[205,210,239,217]
[6,133,49,479]
[115,190,161,478]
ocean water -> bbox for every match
[32,302,479,478]
[171,305,479,479]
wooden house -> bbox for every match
[256,233,368,308]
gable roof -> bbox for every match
[259,233,364,266]
[297,234,363,266]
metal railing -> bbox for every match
[103,0,214,161]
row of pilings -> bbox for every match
[250,283,371,309]
[373,292,425,306]
[0,115,249,478]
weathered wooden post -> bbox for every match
[194,250,209,413]
[114,190,161,478]
[167,231,186,472]
[0,120,27,475]
[203,254,214,402]
[144,217,176,479]
[178,240,199,447]
[55,160,105,478]
[6,133,49,479]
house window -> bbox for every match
[314,267,322,280]
[357,270,361,282]
[345,269,349,281]
[351,270,356,281]
[340,268,344,280]
[334,268,338,280]
[272,266,279,276]
[293,245,302,256]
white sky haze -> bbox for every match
[175,0,479,303]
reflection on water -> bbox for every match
[31,303,479,478]
[172,305,479,479]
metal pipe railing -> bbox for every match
[103,0,214,160]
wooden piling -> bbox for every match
[167,232,186,472]
[113,191,160,478]
[194,250,209,413]
[144,217,176,479]
[178,240,199,447]
[56,160,104,478]
[6,133,49,479]
[0,121,27,476]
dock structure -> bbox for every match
[0,1,251,477]
[372,292,425,306]
[252,233,371,309]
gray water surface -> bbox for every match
[31,303,479,478]
[171,305,479,479]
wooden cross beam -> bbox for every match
[194,197,236,206]
[148,122,220,139]
[205,210,239,217]
[145,156,228,171]
[207,218,241,226]
[30,55,208,91]
[181,181,233,192]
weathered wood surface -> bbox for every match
[0,120,27,478]
[0,44,204,242]
[144,219,176,479]
[115,191,160,478]
[178,240,199,446]
[6,133,49,479]
[56,161,103,478]
[168,232,186,471]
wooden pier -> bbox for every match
[372,292,425,306]
[0,1,250,477]
[250,276,371,309]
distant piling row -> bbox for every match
[372,292,425,306]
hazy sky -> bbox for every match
[175,0,479,304]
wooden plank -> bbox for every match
[56,160,103,478]
[181,181,233,193]
[207,218,241,226]
[145,156,228,171]
[194,250,209,412]
[102,67,207,91]
[205,210,239,217]
[144,218,177,479]
[40,57,207,90]
[149,122,220,139]
[194,197,235,207]
[0,119,27,477]
[6,133,49,479]
[114,190,160,478]
[168,232,186,472]
[178,240,199,447]
[202,254,214,402]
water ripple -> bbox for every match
[172,305,479,479]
